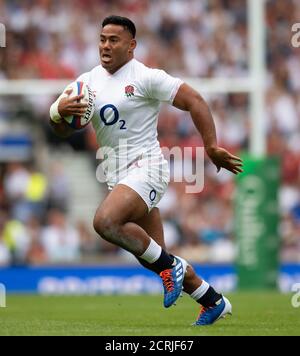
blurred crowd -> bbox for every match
[0,0,249,79]
[1,0,300,265]
[0,161,104,266]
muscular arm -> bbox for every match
[173,83,243,174]
[173,83,217,153]
[49,119,75,139]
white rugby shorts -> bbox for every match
[107,156,170,211]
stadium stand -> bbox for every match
[0,0,300,265]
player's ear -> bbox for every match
[129,39,136,53]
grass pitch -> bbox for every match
[0,292,299,336]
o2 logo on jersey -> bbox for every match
[100,104,127,130]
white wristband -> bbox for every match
[50,99,62,124]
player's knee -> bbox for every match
[93,212,118,241]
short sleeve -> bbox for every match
[146,69,183,104]
[76,72,90,84]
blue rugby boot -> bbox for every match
[159,256,187,308]
[194,296,232,326]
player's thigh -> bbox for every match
[135,207,166,250]
[94,183,148,226]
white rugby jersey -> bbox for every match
[77,59,183,184]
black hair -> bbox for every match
[102,15,136,38]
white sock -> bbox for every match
[139,238,162,264]
[190,280,210,301]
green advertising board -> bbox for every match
[235,156,280,290]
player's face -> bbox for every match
[99,24,136,74]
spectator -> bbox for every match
[41,209,80,263]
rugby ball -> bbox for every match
[63,81,95,130]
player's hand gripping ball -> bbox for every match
[64,81,95,129]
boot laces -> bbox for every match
[198,306,210,320]
[160,269,174,292]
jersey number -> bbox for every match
[100,104,127,130]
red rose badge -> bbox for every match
[125,85,135,97]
